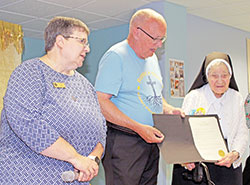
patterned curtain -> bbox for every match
[0,20,24,113]
[247,38,250,93]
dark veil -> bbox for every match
[188,51,239,93]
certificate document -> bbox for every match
[153,114,228,164]
[189,116,228,161]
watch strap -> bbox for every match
[88,155,100,165]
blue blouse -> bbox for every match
[0,58,107,184]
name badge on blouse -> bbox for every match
[53,82,66,88]
[190,107,206,115]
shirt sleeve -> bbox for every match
[3,62,60,153]
[181,90,197,114]
[231,94,249,167]
[95,51,122,96]
[92,85,107,151]
[100,117,107,157]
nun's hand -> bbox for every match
[215,151,239,168]
[181,163,195,171]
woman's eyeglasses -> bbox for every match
[62,35,89,48]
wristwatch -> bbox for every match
[88,155,100,165]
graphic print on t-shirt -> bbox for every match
[137,71,163,113]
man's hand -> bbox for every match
[164,107,185,117]
[136,124,164,143]
[162,98,185,117]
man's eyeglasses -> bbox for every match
[62,35,89,48]
[137,27,166,43]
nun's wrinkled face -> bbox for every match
[207,62,231,98]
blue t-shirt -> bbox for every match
[95,40,163,126]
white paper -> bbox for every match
[189,116,228,161]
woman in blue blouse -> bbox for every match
[0,16,106,184]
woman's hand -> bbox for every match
[70,154,99,182]
[215,151,239,168]
[40,137,100,182]
[181,162,196,171]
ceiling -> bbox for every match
[0,0,250,39]
[167,0,250,33]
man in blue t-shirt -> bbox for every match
[95,8,184,185]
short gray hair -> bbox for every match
[44,16,89,52]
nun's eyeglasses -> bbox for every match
[208,73,231,80]
[62,35,89,48]
[137,27,166,43]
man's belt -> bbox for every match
[106,121,138,135]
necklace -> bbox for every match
[41,55,74,76]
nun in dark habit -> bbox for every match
[171,52,249,185]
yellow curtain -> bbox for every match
[0,20,23,112]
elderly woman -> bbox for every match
[172,52,248,185]
[0,16,106,184]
